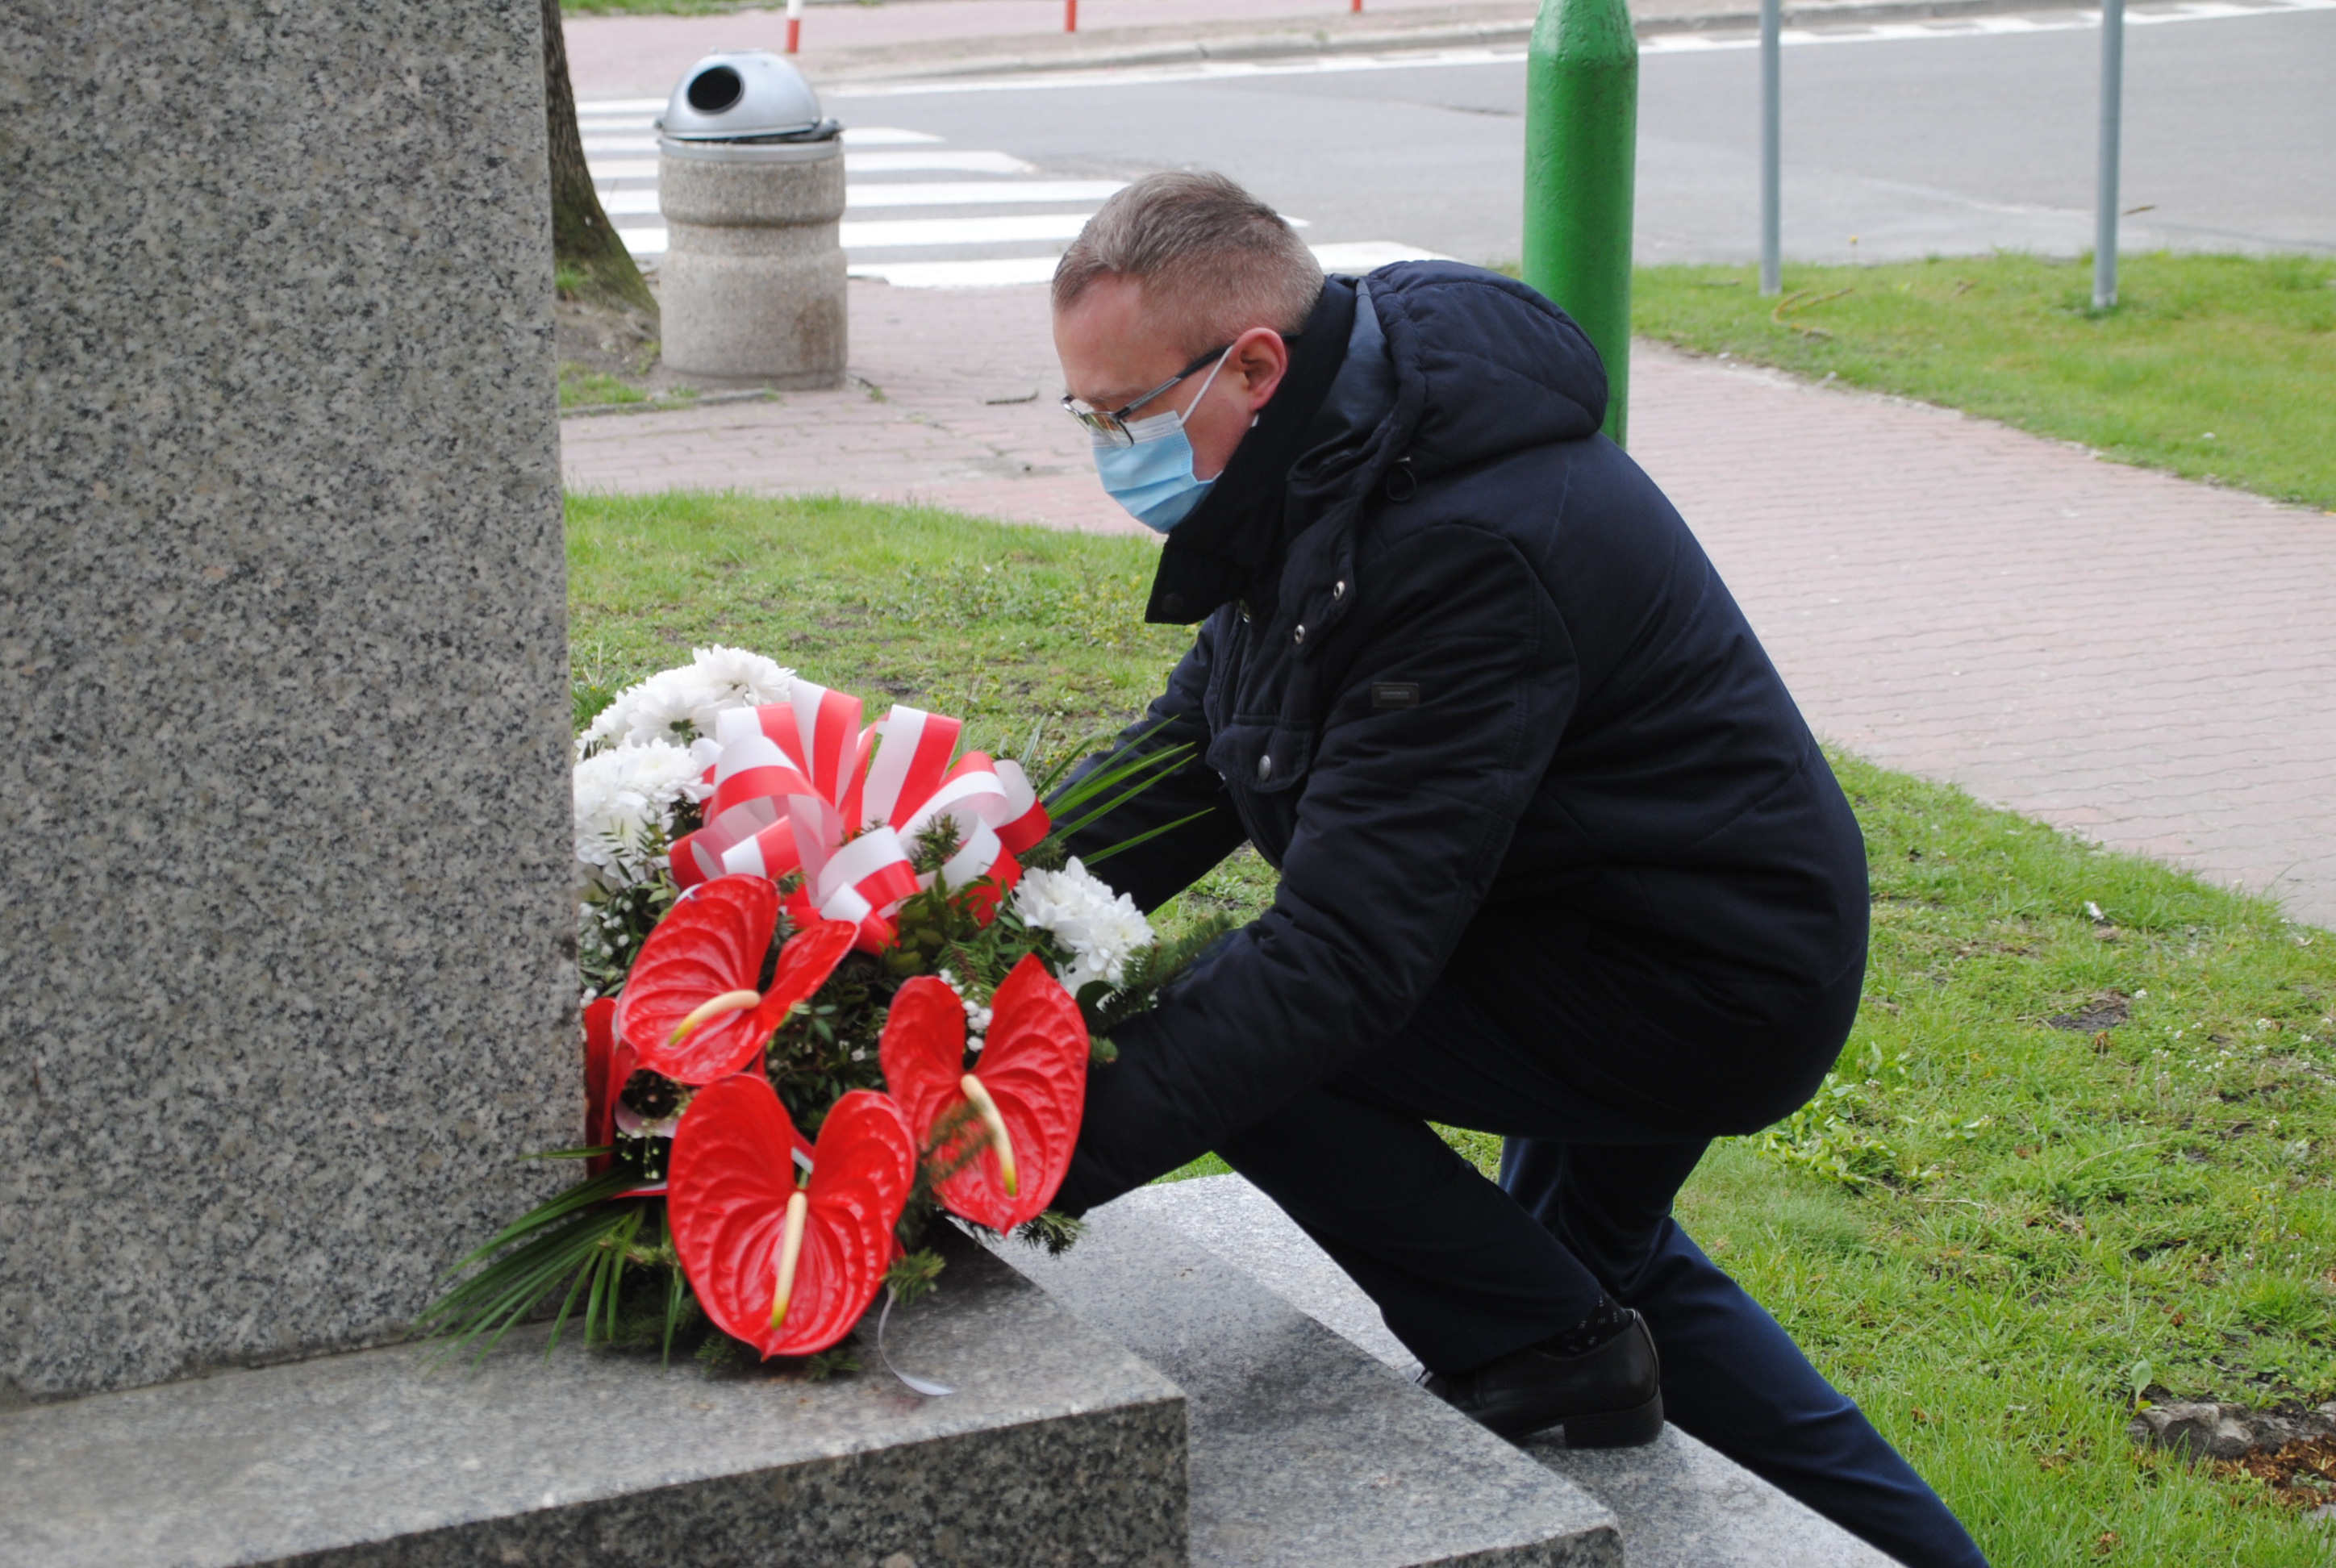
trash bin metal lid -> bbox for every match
[659,49,830,141]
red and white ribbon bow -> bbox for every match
[668,679,1049,952]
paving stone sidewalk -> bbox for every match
[561,279,2336,927]
[565,0,1537,98]
[561,0,2015,98]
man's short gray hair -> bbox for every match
[1053,171,1324,356]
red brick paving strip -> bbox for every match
[563,0,1534,98]
[561,280,2336,927]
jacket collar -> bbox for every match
[1142,277,1360,625]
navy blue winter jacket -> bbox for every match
[1053,263,1867,1211]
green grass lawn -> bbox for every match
[572,490,2336,1566]
[1633,252,2336,513]
[569,490,1187,749]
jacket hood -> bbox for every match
[1365,261,1608,483]
[1143,262,1608,624]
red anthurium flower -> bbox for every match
[878,953,1088,1232]
[669,1078,917,1358]
[583,997,620,1176]
[615,876,856,1086]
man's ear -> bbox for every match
[1228,326,1291,415]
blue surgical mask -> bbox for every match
[1091,350,1233,532]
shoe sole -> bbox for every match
[1556,1389,1665,1449]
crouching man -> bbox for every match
[1045,170,1987,1568]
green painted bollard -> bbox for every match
[1523,0,1639,447]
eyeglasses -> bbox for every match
[1061,345,1232,448]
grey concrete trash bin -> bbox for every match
[657,49,845,386]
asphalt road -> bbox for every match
[817,0,2335,268]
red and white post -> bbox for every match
[786,0,803,53]
[1066,0,1078,31]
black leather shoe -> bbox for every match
[1418,1310,1664,1446]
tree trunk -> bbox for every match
[543,0,657,324]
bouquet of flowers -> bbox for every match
[426,649,1219,1377]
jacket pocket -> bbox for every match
[1208,719,1316,798]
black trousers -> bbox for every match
[1213,977,1990,1568]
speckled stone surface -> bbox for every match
[0,1232,1187,1567]
[0,1,572,1399]
[1133,1176,1905,1567]
[1526,1430,1901,1568]
[993,1203,1620,1566]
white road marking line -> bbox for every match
[841,213,1101,246]
[846,149,1039,174]
[605,184,1119,214]
[1311,240,1458,272]
[824,46,1528,95]
[850,256,1062,286]
[1636,0,2334,48]
[845,179,1128,208]
[591,154,1042,185]
[841,211,1307,245]
[621,206,1312,250]
[851,240,1454,289]
[575,98,667,116]
[581,125,947,157]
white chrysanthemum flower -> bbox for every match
[573,739,703,890]
[577,645,795,757]
[1012,857,1153,995]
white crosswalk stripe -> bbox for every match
[842,179,1130,209]
[578,108,1447,287]
[845,149,1038,175]
[597,181,1127,217]
[841,213,1104,248]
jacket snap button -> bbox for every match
[1333,580,1346,599]
[1257,754,1274,782]
[1293,625,1307,645]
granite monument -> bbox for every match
[0,0,574,1403]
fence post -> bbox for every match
[1759,0,1781,295]
[2093,0,2125,309]
[1523,0,1640,447]
[1066,0,1078,31]
[786,0,802,54]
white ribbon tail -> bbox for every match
[876,1288,954,1398]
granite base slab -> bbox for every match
[1524,1429,1900,1568]
[0,1232,1184,1568]
[1126,1175,1902,1568]
[989,1205,1621,1567]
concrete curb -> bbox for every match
[561,387,781,419]
[797,0,2089,84]
[559,373,899,419]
